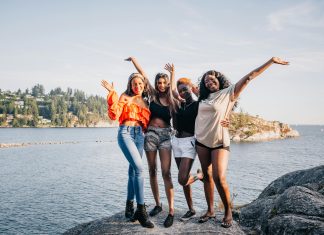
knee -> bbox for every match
[202,169,213,183]
[214,175,227,187]
[149,167,157,177]
[133,165,143,177]
[162,170,171,180]
[178,174,188,186]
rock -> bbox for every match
[63,208,245,235]
[285,129,300,138]
[244,131,281,142]
[229,113,299,142]
[236,165,324,235]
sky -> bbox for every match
[1,0,324,125]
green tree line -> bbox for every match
[0,84,112,127]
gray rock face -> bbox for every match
[237,165,324,235]
[64,208,245,235]
[64,166,324,235]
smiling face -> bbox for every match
[131,77,145,95]
[157,77,168,93]
[204,75,220,92]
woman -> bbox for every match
[172,77,229,222]
[125,57,178,228]
[195,57,289,228]
[171,77,202,221]
[101,67,155,228]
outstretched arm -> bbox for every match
[233,57,289,100]
[165,63,176,92]
[101,80,125,120]
[165,63,185,102]
[125,56,155,94]
[125,57,148,79]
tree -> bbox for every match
[50,87,63,96]
[7,101,15,114]
[32,84,45,97]
[74,89,86,102]
[30,99,39,127]
[50,99,57,123]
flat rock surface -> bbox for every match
[64,207,245,235]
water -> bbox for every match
[0,126,323,234]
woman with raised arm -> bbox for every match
[171,77,202,221]
[101,67,155,228]
[195,57,289,228]
[171,77,229,222]
[125,57,178,227]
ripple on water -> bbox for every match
[0,126,323,234]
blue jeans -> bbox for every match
[117,125,145,204]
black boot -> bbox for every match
[133,204,154,228]
[125,200,134,219]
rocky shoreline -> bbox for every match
[63,165,324,235]
[0,140,114,148]
[229,113,299,142]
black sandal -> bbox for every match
[198,214,215,223]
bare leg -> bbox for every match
[175,157,194,211]
[159,148,174,215]
[196,145,215,217]
[211,149,232,224]
[146,150,160,206]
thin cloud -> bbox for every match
[267,1,324,31]
[71,43,123,60]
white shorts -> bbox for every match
[171,136,196,159]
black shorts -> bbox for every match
[195,140,230,152]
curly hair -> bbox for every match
[198,70,232,102]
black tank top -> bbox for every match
[149,101,171,125]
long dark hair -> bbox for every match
[198,70,232,102]
[152,73,178,113]
[124,73,154,104]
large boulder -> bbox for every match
[236,165,324,235]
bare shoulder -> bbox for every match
[120,93,130,102]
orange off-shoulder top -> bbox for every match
[107,91,151,130]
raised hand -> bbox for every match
[124,57,134,62]
[272,57,289,65]
[101,80,114,92]
[164,63,175,73]
[191,84,199,96]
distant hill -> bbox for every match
[0,84,115,127]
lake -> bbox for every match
[0,126,323,234]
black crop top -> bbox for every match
[174,101,199,135]
[149,101,172,125]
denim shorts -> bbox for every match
[144,126,172,151]
[171,136,196,159]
